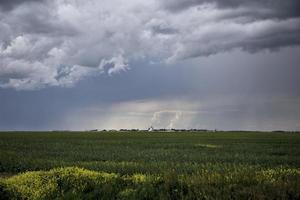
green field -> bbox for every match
[0,131,300,199]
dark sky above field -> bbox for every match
[0,0,300,131]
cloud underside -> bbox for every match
[0,0,300,90]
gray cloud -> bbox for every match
[161,0,300,18]
[0,0,44,11]
[0,0,300,90]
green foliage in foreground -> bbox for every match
[1,167,300,200]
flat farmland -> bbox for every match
[0,131,300,199]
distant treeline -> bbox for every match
[80,129,299,133]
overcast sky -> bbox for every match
[0,0,299,131]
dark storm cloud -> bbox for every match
[161,0,300,19]
[0,0,300,90]
[0,0,299,132]
[0,0,44,11]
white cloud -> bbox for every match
[151,110,183,129]
[99,54,129,75]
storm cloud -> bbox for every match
[0,0,300,90]
[161,0,300,18]
[0,0,44,11]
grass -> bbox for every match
[0,131,300,199]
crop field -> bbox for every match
[0,131,300,199]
